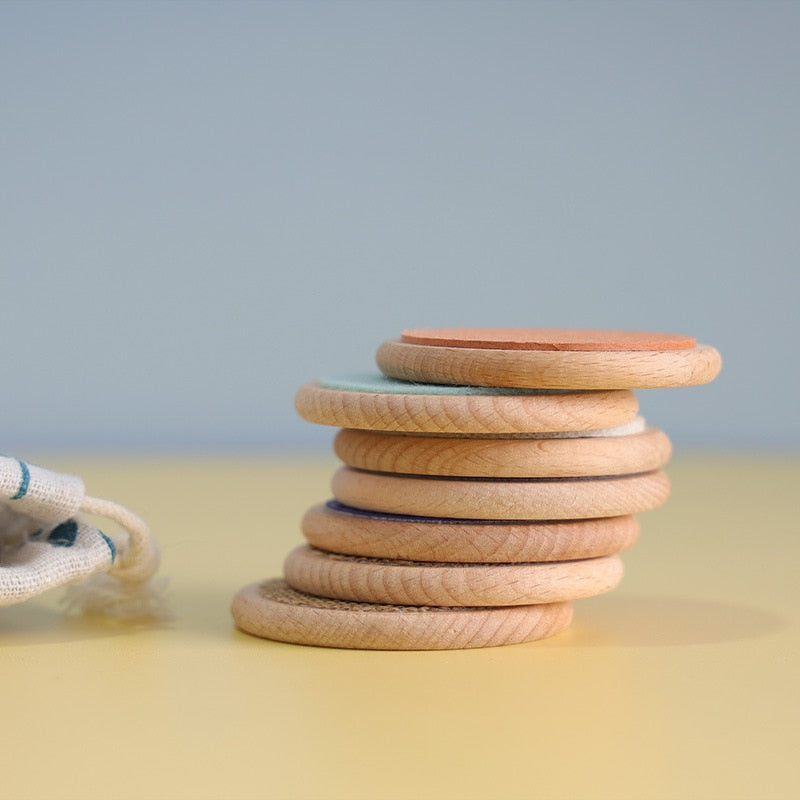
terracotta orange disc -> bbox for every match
[401,328,697,351]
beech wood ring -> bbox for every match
[232,578,573,650]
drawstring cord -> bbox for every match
[79,495,160,583]
[60,495,168,618]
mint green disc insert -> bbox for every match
[319,373,570,396]
[295,373,641,435]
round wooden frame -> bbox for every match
[301,501,640,562]
[231,578,573,650]
[331,467,670,520]
[284,545,624,606]
[295,379,639,435]
[376,339,722,390]
[333,426,672,478]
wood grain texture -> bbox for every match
[333,427,672,478]
[301,502,640,562]
[231,578,574,650]
[331,467,670,519]
[284,546,624,606]
[294,382,639,434]
[401,327,697,351]
[376,339,722,389]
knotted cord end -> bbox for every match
[62,494,170,619]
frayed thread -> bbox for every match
[61,572,172,620]
[66,494,168,619]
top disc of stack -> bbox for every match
[377,328,722,389]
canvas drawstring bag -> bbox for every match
[0,454,164,617]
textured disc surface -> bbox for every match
[284,546,624,606]
[295,376,639,434]
[376,339,722,390]
[331,467,670,520]
[401,328,697,351]
[424,416,647,440]
[301,501,640,562]
[333,426,672,478]
[231,578,574,650]
[317,373,567,395]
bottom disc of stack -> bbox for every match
[283,545,623,606]
[231,578,573,650]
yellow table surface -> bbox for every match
[1,453,798,800]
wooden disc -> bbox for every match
[295,374,639,434]
[284,545,624,606]
[376,339,722,390]
[331,467,670,519]
[333,427,672,478]
[401,327,697,351]
[439,415,646,440]
[302,501,640,562]
[231,578,573,650]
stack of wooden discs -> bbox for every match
[232,328,721,650]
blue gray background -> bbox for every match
[1,1,797,453]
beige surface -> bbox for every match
[1,453,798,800]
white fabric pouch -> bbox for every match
[0,455,162,616]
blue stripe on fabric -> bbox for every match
[48,520,79,547]
[11,459,30,500]
[99,531,117,563]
